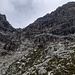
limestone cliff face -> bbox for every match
[0,14,22,56]
[0,14,15,32]
[1,2,75,75]
[24,2,75,35]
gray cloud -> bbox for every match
[0,0,75,28]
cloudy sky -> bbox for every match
[0,0,75,28]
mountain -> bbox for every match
[0,2,75,75]
[0,14,15,32]
[24,2,75,35]
[0,14,15,42]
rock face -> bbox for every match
[0,14,22,52]
[1,2,75,75]
[24,2,75,35]
[0,14,15,32]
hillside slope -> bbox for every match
[0,2,75,75]
[24,2,75,35]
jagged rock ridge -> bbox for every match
[24,2,75,35]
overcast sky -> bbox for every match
[0,0,75,28]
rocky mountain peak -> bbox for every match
[24,2,75,36]
[0,14,15,32]
[0,14,6,20]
